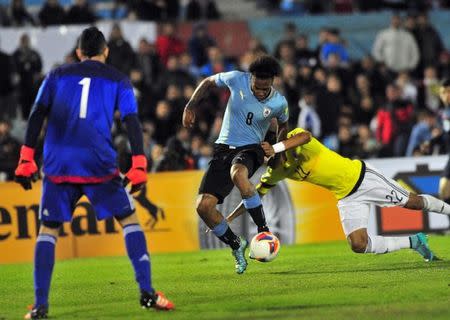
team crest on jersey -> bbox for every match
[263,107,271,118]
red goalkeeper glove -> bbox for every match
[123,155,148,194]
[14,145,39,190]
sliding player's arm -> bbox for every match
[15,74,54,190]
[182,76,217,128]
[119,78,147,194]
[262,130,312,157]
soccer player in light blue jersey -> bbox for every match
[14,27,174,319]
[182,55,289,274]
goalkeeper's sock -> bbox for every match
[34,234,56,307]
[365,235,411,254]
[123,224,153,294]
[212,219,241,250]
[243,193,269,233]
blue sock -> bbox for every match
[34,234,56,307]
[243,193,269,232]
[123,224,153,294]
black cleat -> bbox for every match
[24,305,48,319]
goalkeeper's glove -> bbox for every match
[123,155,147,194]
[14,145,39,190]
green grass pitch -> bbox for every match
[1,236,449,320]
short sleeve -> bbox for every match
[117,78,138,119]
[257,166,288,195]
[277,97,289,123]
[214,71,240,88]
[33,72,55,111]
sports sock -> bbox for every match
[123,224,153,293]
[365,235,411,254]
[420,194,450,215]
[212,219,241,250]
[34,234,56,307]
[242,193,269,233]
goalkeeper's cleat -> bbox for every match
[232,237,248,274]
[410,233,436,262]
[24,304,48,319]
[140,290,174,311]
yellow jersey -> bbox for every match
[258,128,364,200]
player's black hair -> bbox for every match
[441,79,450,88]
[78,27,107,58]
[249,55,281,79]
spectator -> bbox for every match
[354,96,376,126]
[185,0,221,20]
[156,55,196,98]
[39,0,66,26]
[354,124,378,159]
[396,71,417,104]
[276,41,297,66]
[295,34,317,67]
[316,74,344,138]
[107,23,137,75]
[337,125,356,158]
[179,52,201,78]
[281,63,300,127]
[418,66,441,111]
[439,51,450,80]
[136,38,162,94]
[376,84,414,157]
[274,22,298,57]
[372,14,420,73]
[0,48,15,120]
[0,120,20,181]
[320,28,349,66]
[13,34,42,119]
[156,22,186,66]
[0,5,11,26]
[414,13,444,71]
[152,100,177,145]
[297,88,321,137]
[188,22,216,68]
[155,136,194,172]
[9,0,35,26]
[199,46,234,77]
[406,110,437,156]
[65,0,96,25]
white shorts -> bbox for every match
[337,163,410,236]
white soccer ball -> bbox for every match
[249,232,280,262]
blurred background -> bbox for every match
[1,0,450,261]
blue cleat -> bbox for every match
[232,237,248,274]
[410,233,436,262]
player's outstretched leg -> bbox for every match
[348,228,437,262]
[231,163,269,233]
[25,224,59,320]
[197,194,248,274]
[117,213,174,310]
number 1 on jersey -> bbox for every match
[78,77,91,119]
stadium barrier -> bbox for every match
[1,156,449,264]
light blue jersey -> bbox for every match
[214,71,289,147]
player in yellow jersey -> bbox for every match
[228,128,450,261]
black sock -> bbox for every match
[247,205,269,233]
[218,227,241,250]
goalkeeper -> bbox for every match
[15,27,173,320]
[227,128,450,261]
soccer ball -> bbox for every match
[249,232,280,262]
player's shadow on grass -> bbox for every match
[267,261,450,276]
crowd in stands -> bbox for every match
[0,6,450,181]
[0,0,221,26]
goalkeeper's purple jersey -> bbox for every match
[33,60,137,183]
